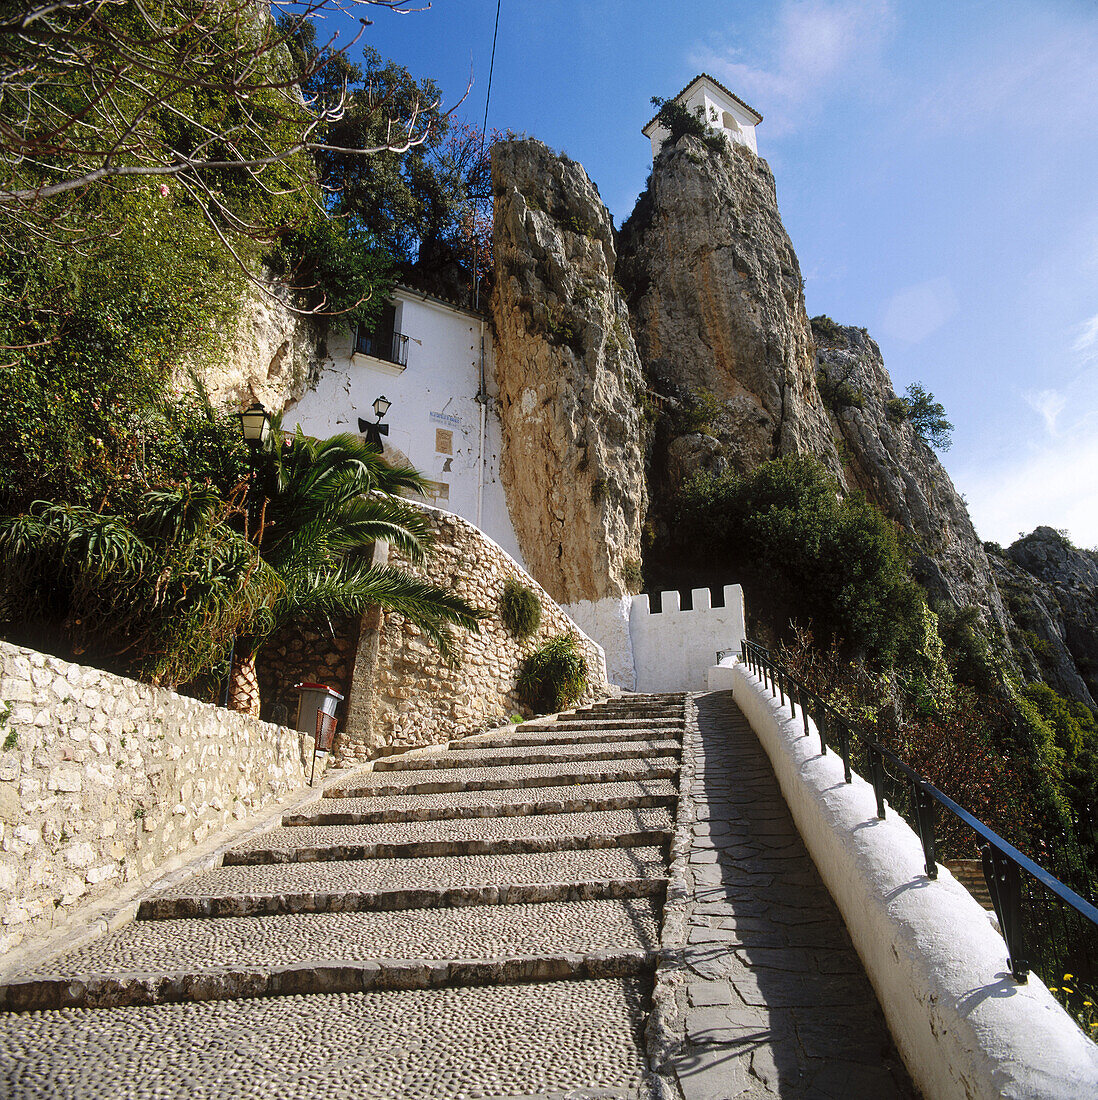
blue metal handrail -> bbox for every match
[739,638,1098,991]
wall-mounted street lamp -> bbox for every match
[359,395,392,451]
[238,401,271,450]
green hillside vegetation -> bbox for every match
[668,455,1098,894]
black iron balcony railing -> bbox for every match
[355,328,409,368]
[740,638,1098,1029]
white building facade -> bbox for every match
[287,284,526,567]
[642,73,762,159]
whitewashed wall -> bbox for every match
[730,664,1098,1100]
[566,586,746,692]
[562,596,636,691]
[631,585,745,692]
[287,287,525,567]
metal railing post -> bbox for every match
[867,743,887,819]
[983,844,1029,982]
[838,719,852,783]
[913,781,938,879]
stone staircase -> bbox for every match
[0,693,687,1099]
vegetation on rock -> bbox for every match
[500,578,542,639]
[517,635,588,714]
[674,456,928,668]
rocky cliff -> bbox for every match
[490,139,648,604]
[179,283,319,413]
[617,136,843,486]
[991,529,1098,708]
[812,321,1009,635]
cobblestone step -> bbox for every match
[537,719,684,733]
[0,978,653,1099]
[326,757,679,799]
[138,847,669,919]
[371,738,680,772]
[530,716,683,730]
[1,898,661,1011]
[449,725,674,749]
[287,779,680,826]
[575,705,684,718]
[226,807,674,865]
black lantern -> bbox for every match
[359,395,392,450]
[238,402,270,449]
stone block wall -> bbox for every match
[337,506,609,762]
[0,641,310,958]
[256,617,358,729]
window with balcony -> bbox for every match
[355,301,409,369]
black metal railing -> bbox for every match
[355,327,409,368]
[740,638,1098,1025]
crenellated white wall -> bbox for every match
[629,585,745,692]
[563,586,745,693]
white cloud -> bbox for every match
[959,426,1098,550]
[1072,312,1098,358]
[692,0,896,135]
[1023,389,1067,437]
[911,17,1098,139]
[878,276,958,344]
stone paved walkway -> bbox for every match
[658,693,916,1100]
[0,694,686,1098]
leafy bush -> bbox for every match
[810,315,844,342]
[672,389,725,435]
[674,456,927,667]
[517,635,588,713]
[935,604,1000,693]
[817,367,865,411]
[885,397,909,426]
[649,97,708,146]
[500,578,541,639]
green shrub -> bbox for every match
[674,456,927,668]
[649,97,708,147]
[904,383,953,451]
[885,397,909,426]
[810,315,844,342]
[672,389,725,435]
[500,577,541,639]
[517,635,588,713]
[817,367,865,411]
[623,557,644,593]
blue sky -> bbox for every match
[347,0,1098,548]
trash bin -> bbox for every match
[295,682,344,784]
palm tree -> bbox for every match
[0,487,279,687]
[0,423,483,713]
[225,422,483,715]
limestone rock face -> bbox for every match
[813,321,1009,634]
[490,139,648,604]
[991,528,1098,708]
[618,136,843,484]
[178,285,318,413]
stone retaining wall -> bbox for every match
[338,505,610,762]
[0,641,311,959]
[256,617,358,728]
